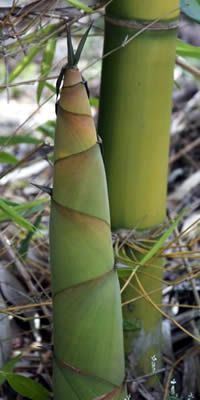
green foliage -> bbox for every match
[0,135,41,146]
[19,213,43,259]
[38,120,55,139]
[181,0,200,23]
[0,356,21,386]
[90,96,99,108]
[177,39,200,58]
[37,38,57,103]
[0,198,48,223]
[8,46,42,84]
[0,198,36,232]
[66,0,93,13]
[0,152,18,164]
[0,372,49,400]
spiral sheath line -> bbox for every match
[50,67,125,400]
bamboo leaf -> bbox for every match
[0,199,35,232]
[0,198,48,223]
[38,120,55,139]
[8,46,41,83]
[90,97,99,107]
[10,23,61,49]
[0,372,49,400]
[0,356,21,386]
[0,197,48,211]
[66,0,93,13]
[176,39,200,58]
[0,152,18,164]
[37,38,56,103]
[181,0,200,23]
[74,24,92,65]
[0,135,40,146]
[138,211,185,267]
[19,214,42,259]
[45,82,56,94]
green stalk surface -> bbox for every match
[98,0,179,380]
[50,67,125,399]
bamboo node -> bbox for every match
[106,16,179,31]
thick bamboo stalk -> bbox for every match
[107,1,179,21]
[50,55,125,398]
[98,0,179,381]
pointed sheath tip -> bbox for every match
[66,24,75,67]
[66,23,93,68]
[31,183,52,196]
[74,23,93,66]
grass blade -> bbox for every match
[37,38,56,103]
[0,199,35,232]
[0,152,18,164]
[66,0,93,13]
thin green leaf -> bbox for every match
[74,24,92,65]
[138,211,185,267]
[0,152,18,164]
[181,0,200,23]
[90,96,99,108]
[38,120,55,139]
[67,25,75,66]
[66,0,93,13]
[0,135,41,146]
[0,197,47,209]
[37,38,56,103]
[19,214,42,259]
[5,23,60,57]
[8,46,41,83]
[45,82,56,93]
[0,356,21,386]
[0,198,48,223]
[1,373,49,400]
[176,39,200,58]
[0,199,35,232]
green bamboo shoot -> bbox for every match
[50,33,125,400]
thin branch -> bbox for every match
[176,56,200,80]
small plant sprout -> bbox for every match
[151,354,158,373]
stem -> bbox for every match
[98,0,180,383]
